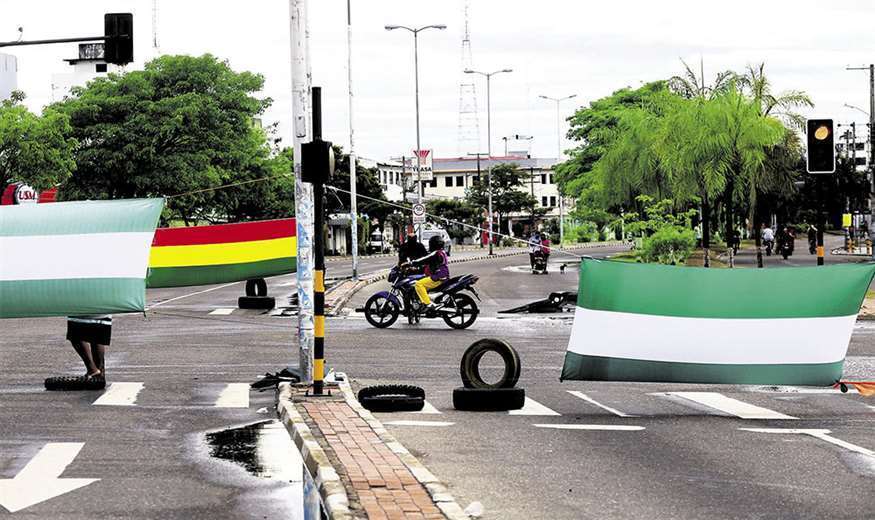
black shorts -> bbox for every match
[66,321,112,345]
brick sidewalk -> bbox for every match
[302,401,445,519]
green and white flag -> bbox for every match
[0,198,164,318]
[562,259,875,386]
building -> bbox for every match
[0,53,17,101]
[50,43,123,101]
[836,136,871,173]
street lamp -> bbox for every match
[385,24,446,237]
[539,94,577,248]
[465,67,513,255]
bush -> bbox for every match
[638,226,696,265]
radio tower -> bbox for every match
[152,0,160,54]
[456,1,480,157]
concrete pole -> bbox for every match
[870,64,875,259]
[289,0,314,382]
[347,0,358,279]
[413,31,423,242]
[486,74,493,255]
[556,99,564,248]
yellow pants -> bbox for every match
[414,277,443,305]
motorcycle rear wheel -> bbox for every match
[442,293,479,329]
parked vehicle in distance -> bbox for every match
[367,229,392,254]
[421,228,452,256]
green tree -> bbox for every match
[667,58,736,100]
[465,163,537,237]
[0,94,76,191]
[54,54,271,224]
[426,198,481,242]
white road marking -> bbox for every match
[92,382,144,406]
[533,424,644,431]
[508,397,561,416]
[214,383,250,408]
[656,391,797,419]
[567,391,635,417]
[383,420,455,427]
[0,442,99,513]
[208,308,235,315]
[740,428,875,457]
[146,281,241,310]
[413,400,442,414]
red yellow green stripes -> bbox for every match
[146,219,296,288]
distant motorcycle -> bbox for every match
[764,239,774,256]
[532,250,548,275]
[778,240,793,260]
[364,266,480,329]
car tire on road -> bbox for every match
[238,296,276,310]
[245,278,268,297]
[358,384,425,412]
[452,387,525,411]
[460,338,521,389]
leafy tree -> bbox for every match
[325,145,389,223]
[0,94,76,191]
[737,63,813,130]
[426,199,481,242]
[668,58,736,100]
[465,162,537,237]
[206,144,295,222]
[54,54,271,225]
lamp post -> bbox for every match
[386,23,446,239]
[465,68,513,255]
[846,65,875,259]
[539,94,577,248]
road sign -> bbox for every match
[412,149,434,182]
[412,203,426,224]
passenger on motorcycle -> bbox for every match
[407,235,450,312]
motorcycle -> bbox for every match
[778,240,793,260]
[763,239,773,256]
[532,250,548,275]
[364,265,480,329]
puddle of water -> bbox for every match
[205,420,299,481]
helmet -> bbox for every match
[428,234,445,252]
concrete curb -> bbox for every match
[337,380,471,520]
[326,241,627,316]
[276,383,352,520]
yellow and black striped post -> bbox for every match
[311,86,327,395]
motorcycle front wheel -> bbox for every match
[364,294,400,328]
[442,293,479,329]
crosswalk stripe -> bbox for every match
[214,383,250,408]
[509,397,561,416]
[209,308,235,315]
[413,400,442,414]
[384,420,454,427]
[567,391,635,417]
[533,424,644,431]
[93,382,144,406]
[656,391,797,420]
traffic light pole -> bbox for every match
[847,64,875,259]
[311,87,326,396]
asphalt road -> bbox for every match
[2,244,874,519]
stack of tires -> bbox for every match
[239,278,276,310]
[453,338,525,411]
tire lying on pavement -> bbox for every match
[245,278,268,297]
[238,296,276,310]
[45,376,106,391]
[460,338,521,389]
[358,384,425,412]
[453,387,525,411]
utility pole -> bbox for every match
[289,0,314,383]
[466,68,512,255]
[386,24,446,240]
[347,0,358,279]
[539,94,577,248]
[468,152,488,248]
[847,64,875,259]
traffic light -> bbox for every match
[301,139,335,184]
[806,119,835,174]
[104,13,133,65]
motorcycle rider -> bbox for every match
[807,223,817,255]
[776,226,795,257]
[398,231,427,265]
[407,235,450,313]
[528,231,542,268]
[761,223,775,256]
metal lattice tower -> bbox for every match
[456,1,480,156]
[152,0,160,53]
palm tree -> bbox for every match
[737,63,813,130]
[668,58,736,100]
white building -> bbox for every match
[0,53,17,101]
[50,43,123,101]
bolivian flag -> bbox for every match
[0,198,164,318]
[146,218,296,288]
[561,259,875,386]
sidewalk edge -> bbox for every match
[276,383,352,520]
[337,380,471,520]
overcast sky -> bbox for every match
[4,1,875,161]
